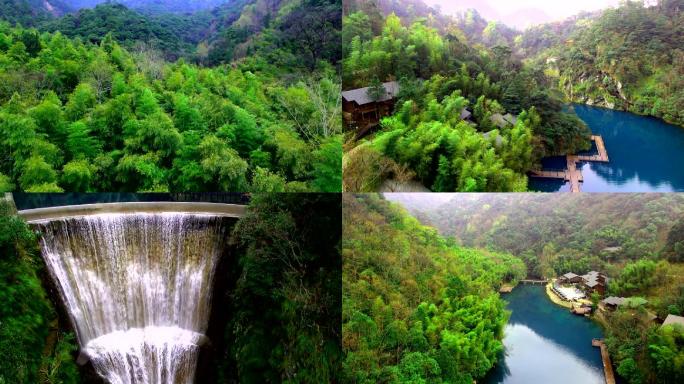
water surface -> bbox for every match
[529,105,684,192]
[483,285,604,384]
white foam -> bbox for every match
[35,214,228,384]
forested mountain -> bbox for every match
[343,194,525,383]
[343,0,590,192]
[528,1,684,127]
[0,0,71,26]
[66,0,231,14]
[43,3,198,58]
[387,193,684,278]
[0,0,342,193]
[206,0,341,67]
[343,0,518,48]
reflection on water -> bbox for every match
[484,285,604,384]
[529,105,684,192]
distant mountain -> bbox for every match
[43,2,196,58]
[0,0,71,25]
[66,0,231,14]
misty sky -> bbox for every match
[423,0,635,29]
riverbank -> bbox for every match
[571,99,684,130]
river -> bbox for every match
[529,105,684,192]
[483,285,605,384]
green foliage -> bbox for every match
[61,159,94,192]
[223,194,342,383]
[0,23,342,192]
[0,0,56,27]
[648,324,684,383]
[368,78,533,192]
[605,305,684,384]
[0,172,12,191]
[366,77,386,102]
[401,194,684,279]
[44,3,197,59]
[342,194,525,383]
[43,333,80,384]
[0,202,80,383]
[610,260,662,296]
[664,218,684,262]
[312,137,342,192]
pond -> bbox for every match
[483,285,605,384]
[529,105,684,192]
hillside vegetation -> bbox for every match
[389,193,684,278]
[526,1,684,127]
[343,194,525,383]
[0,201,82,383]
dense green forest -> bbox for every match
[67,1,231,14]
[388,193,684,277]
[343,194,525,383]
[42,3,202,58]
[0,0,67,26]
[0,193,342,383]
[214,193,342,383]
[0,0,342,193]
[342,0,591,192]
[387,193,684,383]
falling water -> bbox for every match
[33,212,231,384]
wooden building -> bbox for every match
[601,296,626,311]
[581,271,607,296]
[558,270,607,296]
[558,272,582,284]
[342,81,400,137]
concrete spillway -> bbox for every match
[24,203,245,384]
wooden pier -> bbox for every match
[529,135,608,193]
[520,279,548,285]
[577,136,609,163]
[592,339,616,384]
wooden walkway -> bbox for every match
[529,135,608,193]
[520,279,548,285]
[577,135,609,162]
[592,339,616,384]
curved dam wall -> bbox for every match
[18,202,246,223]
[24,202,245,384]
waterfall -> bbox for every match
[33,212,231,384]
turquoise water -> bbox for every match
[483,285,605,384]
[529,105,684,192]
